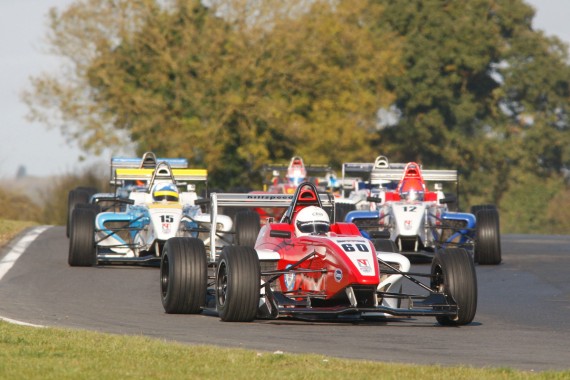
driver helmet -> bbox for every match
[152,182,179,202]
[399,179,425,201]
[294,206,330,236]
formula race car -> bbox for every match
[68,160,233,266]
[251,156,334,222]
[66,151,189,237]
[344,162,501,265]
[159,182,478,325]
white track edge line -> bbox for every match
[0,226,50,328]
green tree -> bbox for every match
[23,0,400,189]
[375,0,570,212]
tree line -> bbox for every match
[23,0,570,233]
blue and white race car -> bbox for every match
[67,160,233,266]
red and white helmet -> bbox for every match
[399,178,425,201]
[294,206,330,236]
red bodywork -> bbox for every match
[388,162,438,202]
[255,184,380,302]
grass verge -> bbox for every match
[0,221,568,379]
[1,321,568,380]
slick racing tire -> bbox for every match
[75,203,101,215]
[234,210,260,247]
[160,238,208,314]
[216,246,260,322]
[335,203,356,223]
[470,204,496,216]
[66,189,91,238]
[372,238,398,253]
[68,206,97,267]
[431,248,477,326]
[474,208,502,265]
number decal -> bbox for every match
[160,215,174,223]
[403,206,417,212]
[341,243,370,253]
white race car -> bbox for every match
[68,160,233,266]
[343,161,501,265]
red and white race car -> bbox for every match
[159,182,477,325]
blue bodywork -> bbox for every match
[345,209,476,249]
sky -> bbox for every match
[0,0,568,179]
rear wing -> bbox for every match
[114,168,208,182]
[110,157,188,169]
[370,168,458,185]
[208,192,333,261]
[110,152,188,185]
[341,156,407,195]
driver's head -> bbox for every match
[151,182,179,202]
[399,179,425,201]
[294,206,330,236]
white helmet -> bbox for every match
[294,206,330,236]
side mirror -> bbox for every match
[440,194,457,204]
[270,230,291,239]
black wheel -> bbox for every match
[216,246,260,322]
[372,238,398,253]
[76,186,99,197]
[475,208,501,265]
[470,204,496,216]
[234,211,260,247]
[335,203,356,223]
[160,238,208,314]
[66,189,91,238]
[431,248,477,326]
[68,207,96,267]
[75,203,101,215]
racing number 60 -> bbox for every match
[341,243,369,253]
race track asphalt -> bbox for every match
[0,227,569,371]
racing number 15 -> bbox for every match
[341,243,369,253]
[160,215,174,223]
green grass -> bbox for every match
[1,322,568,380]
[0,219,38,246]
[1,221,569,379]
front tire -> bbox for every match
[160,238,208,314]
[474,208,501,265]
[216,246,260,322]
[68,207,96,267]
[234,211,260,247]
[431,248,477,326]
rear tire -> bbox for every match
[234,211,260,247]
[216,246,260,322]
[335,203,356,223]
[475,208,501,265]
[372,238,398,253]
[470,204,496,215]
[431,248,477,326]
[68,207,96,267]
[66,189,90,238]
[160,238,208,314]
